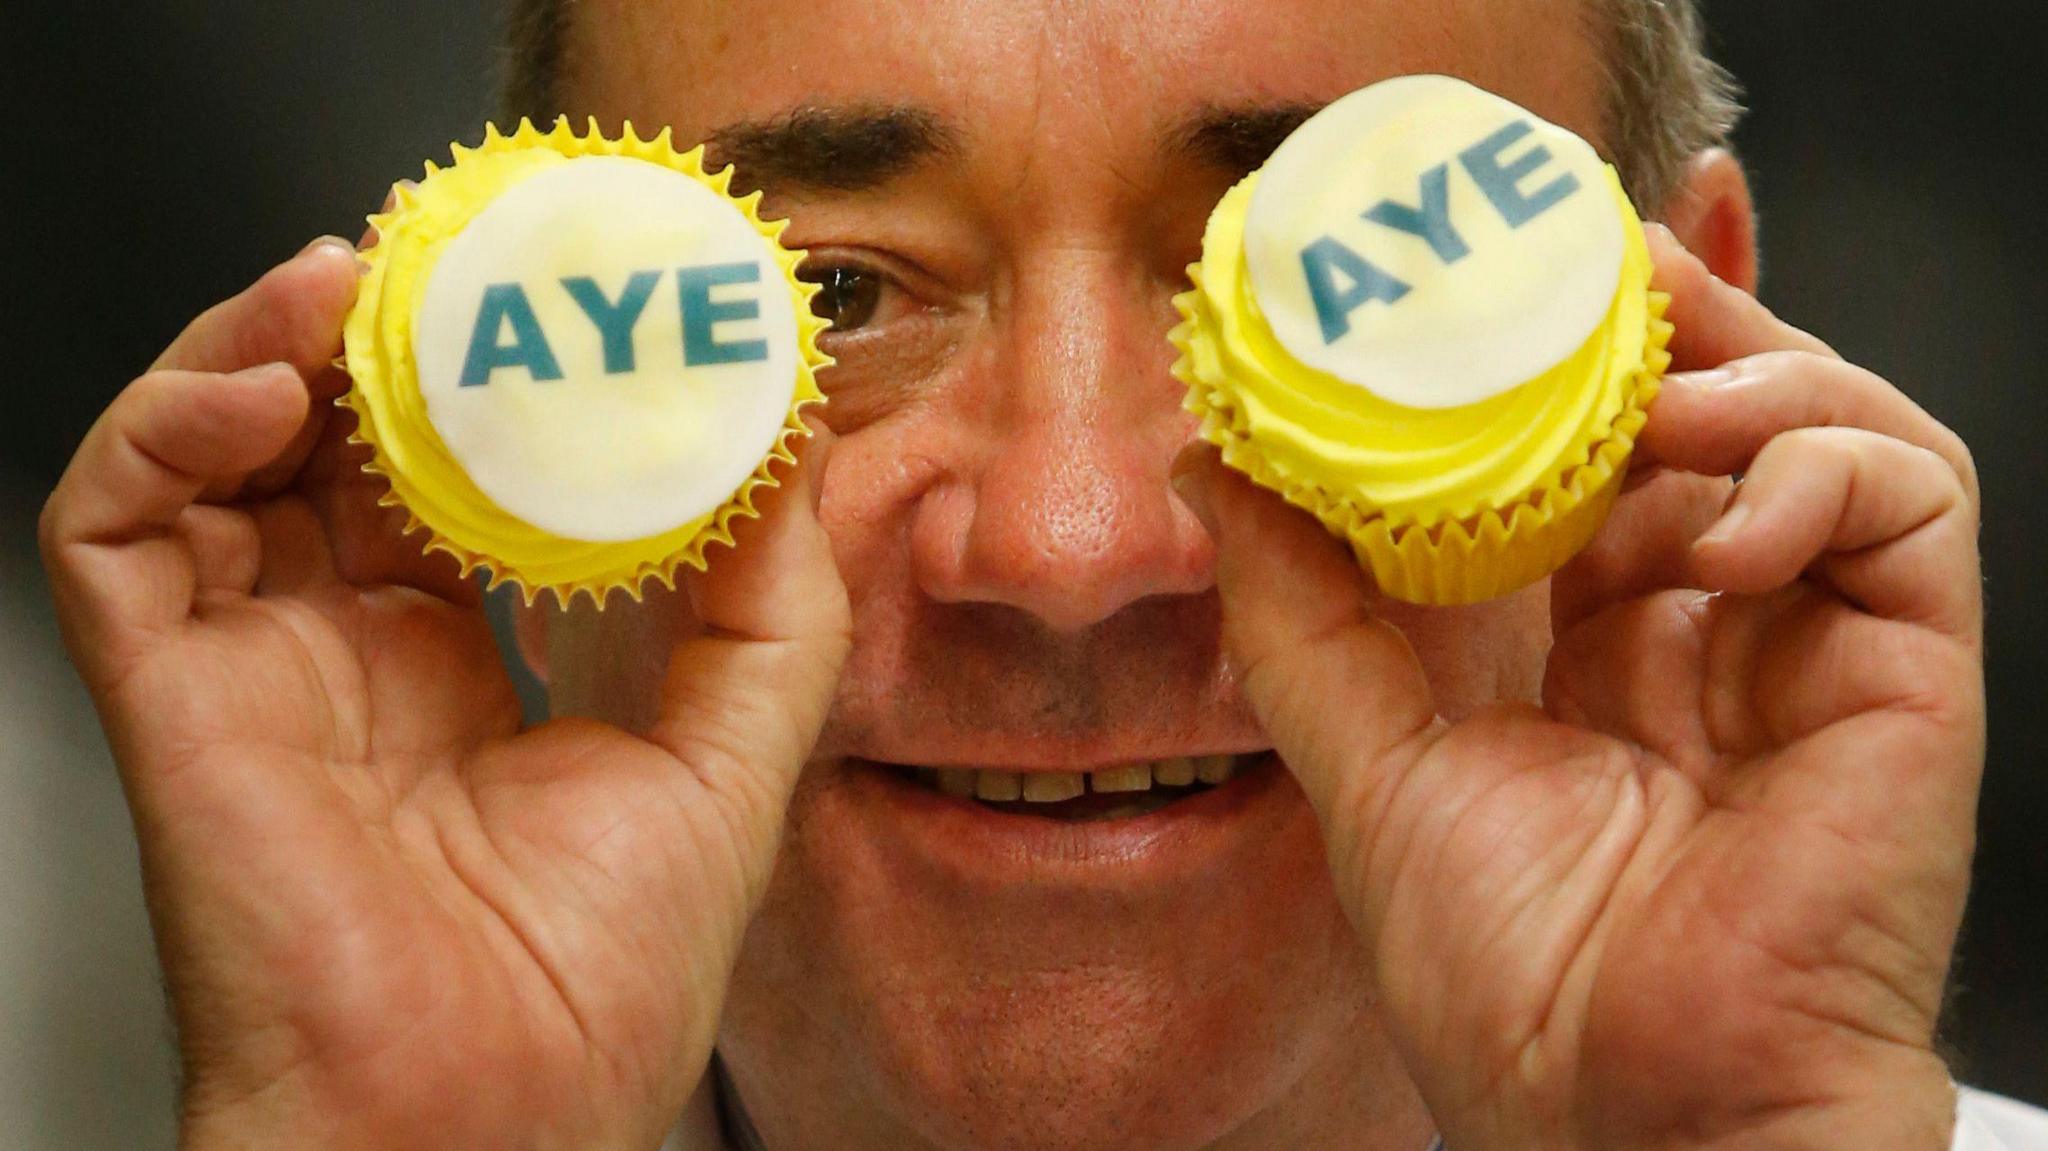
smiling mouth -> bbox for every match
[877,753,1271,823]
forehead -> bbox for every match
[568,0,1608,154]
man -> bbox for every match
[36,0,2046,1148]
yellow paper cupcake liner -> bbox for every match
[342,117,831,608]
[1171,196,1672,607]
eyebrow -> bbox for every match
[1167,101,1329,176]
[704,105,961,193]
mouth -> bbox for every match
[838,749,1304,888]
[875,753,1272,823]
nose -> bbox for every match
[910,248,1215,632]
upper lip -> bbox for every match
[858,750,1272,775]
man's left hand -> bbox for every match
[1179,228,1983,1151]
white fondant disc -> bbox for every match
[1244,74,1625,409]
[416,155,799,542]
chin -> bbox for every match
[717,758,1374,1151]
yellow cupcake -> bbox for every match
[1171,75,1671,605]
[344,118,831,607]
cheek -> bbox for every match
[816,416,952,598]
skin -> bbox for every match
[38,1,1982,1150]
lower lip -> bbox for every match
[845,754,1296,891]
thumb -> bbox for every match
[652,447,852,875]
[1172,448,1439,833]
[544,446,850,912]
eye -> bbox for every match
[800,264,884,332]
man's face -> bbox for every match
[569,1,1602,1146]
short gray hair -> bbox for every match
[501,0,1741,212]
[1594,0,1744,209]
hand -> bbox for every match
[40,236,850,1151]
[1176,228,1981,1151]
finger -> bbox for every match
[1698,586,1980,765]
[1691,427,1979,640]
[536,425,840,722]
[41,364,309,665]
[1171,448,1438,828]
[684,449,848,653]
[298,416,479,606]
[1644,224,1838,371]
[235,359,355,500]
[634,448,854,867]
[799,412,838,517]
[1545,590,1716,775]
[158,239,360,505]
[1552,467,1731,631]
[234,199,399,496]
[176,505,263,597]
[154,238,361,378]
[248,499,343,598]
[1637,355,1979,511]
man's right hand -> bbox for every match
[39,237,850,1151]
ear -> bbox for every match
[1658,148,1759,295]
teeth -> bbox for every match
[1091,764,1154,794]
[974,770,1023,801]
[918,754,1266,807]
[1022,772,1087,803]
[1152,756,1198,787]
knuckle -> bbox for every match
[35,489,68,559]
[1750,425,1870,484]
[1933,427,1980,498]
[166,264,309,374]
[1745,348,1867,397]
[172,293,244,358]
[1733,347,1816,377]
[1931,453,1975,516]
[1941,427,1976,473]
[1840,432,1939,480]
[1897,439,1956,483]
[230,274,299,364]
[1775,423,1862,456]
[129,367,178,397]
[123,367,193,414]
[115,370,185,434]
[1833,431,1964,500]
[1873,440,1971,521]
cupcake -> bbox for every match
[1171,75,1671,605]
[343,118,830,607]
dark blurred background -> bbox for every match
[2,2,2041,1146]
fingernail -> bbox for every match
[1697,499,1751,548]
[300,234,355,258]
[227,362,297,394]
